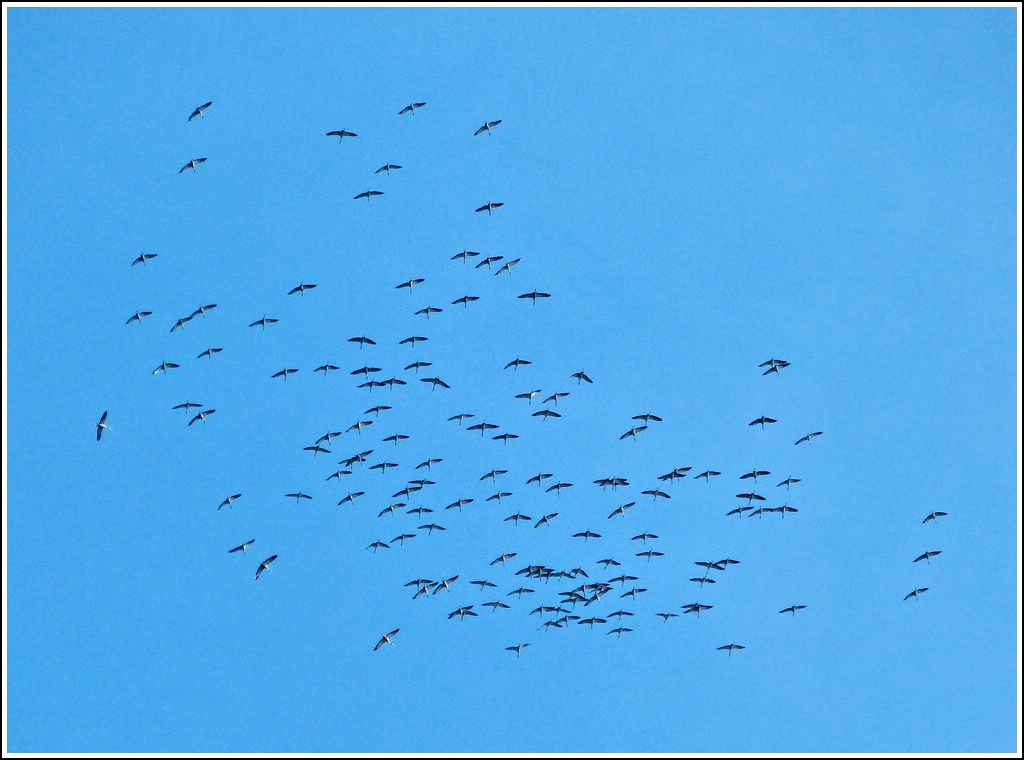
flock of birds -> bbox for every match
[97,98,946,658]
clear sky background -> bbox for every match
[4,5,1020,754]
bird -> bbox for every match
[188,101,213,121]
[326,129,357,140]
[390,533,416,545]
[494,258,521,276]
[179,157,207,173]
[451,295,480,307]
[448,606,478,620]
[475,255,503,269]
[338,492,365,506]
[451,249,481,262]
[689,577,717,586]
[285,492,313,503]
[518,291,551,303]
[95,411,110,441]
[340,450,374,467]
[545,482,573,494]
[544,392,570,405]
[467,421,499,436]
[272,368,299,381]
[131,252,157,267]
[152,361,180,375]
[418,523,445,534]
[718,643,745,656]
[487,492,514,503]
[532,409,562,421]
[571,370,593,385]
[607,502,635,519]
[449,413,475,425]
[326,470,352,481]
[658,467,692,482]
[695,561,725,575]
[399,102,426,115]
[779,605,807,615]
[254,555,278,580]
[493,433,520,444]
[366,405,392,416]
[777,477,801,489]
[289,283,317,296]
[913,550,942,564]
[759,357,790,368]
[382,433,410,446]
[399,336,427,347]
[485,601,511,612]
[228,539,255,554]
[374,628,400,651]
[316,431,343,446]
[375,164,403,174]
[366,541,390,553]
[607,627,633,637]
[197,347,223,360]
[636,551,664,561]
[421,377,450,390]
[795,431,824,445]
[416,458,443,470]
[490,552,517,566]
[631,532,658,543]
[642,489,671,501]
[481,469,508,482]
[728,506,754,517]
[923,511,948,524]
[506,643,530,657]
[683,603,713,618]
[904,587,929,601]
[125,310,153,325]
[474,119,502,136]
[170,316,192,333]
[190,304,217,319]
[348,336,376,348]
[415,306,443,319]
[174,402,203,415]
[347,420,373,434]
[370,461,399,474]
[527,473,553,486]
[516,389,543,403]
[657,612,679,623]
[217,493,243,510]
[749,416,777,429]
[740,469,771,482]
[354,190,384,201]
[695,470,722,481]
[573,530,601,542]
[620,426,647,441]
[396,279,423,296]
[504,357,532,370]
[249,316,279,329]
[475,202,504,215]
[504,513,532,525]
[432,575,459,594]
[534,513,558,528]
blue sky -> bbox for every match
[4,5,1020,754]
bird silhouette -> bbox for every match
[474,119,502,136]
[913,550,942,564]
[131,253,158,267]
[374,628,400,651]
[923,511,948,524]
[718,643,745,656]
[179,157,207,173]
[475,201,504,215]
[795,431,824,445]
[125,310,153,325]
[228,539,255,554]
[152,361,180,375]
[289,283,317,296]
[254,555,278,580]
[249,316,279,329]
[375,164,403,174]
[399,102,426,115]
[95,411,110,441]
[188,101,213,121]
[188,409,216,426]
[354,190,384,201]
[779,605,807,615]
[903,587,929,601]
[197,347,223,360]
[326,129,357,140]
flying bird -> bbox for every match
[468,421,499,436]
[475,255,503,269]
[228,539,255,554]
[152,361,180,375]
[607,502,635,519]
[188,101,213,121]
[518,291,551,303]
[494,258,521,275]
[534,513,558,528]
[718,643,745,656]
[125,310,153,325]
[504,357,532,370]
[779,605,807,615]
[777,477,801,489]
[95,411,110,441]
[131,253,158,267]
[415,306,443,319]
[354,190,384,201]
[795,431,824,445]
[740,469,771,482]
[749,416,777,429]
[179,157,207,173]
[399,102,426,115]
[620,426,647,441]
[452,295,480,307]
[326,129,357,140]
[571,370,593,385]
[174,402,203,415]
[475,202,504,215]
[197,347,223,360]
[366,541,390,553]
[190,304,217,319]
[338,492,365,506]
[544,392,570,405]
[249,316,279,329]
[375,164,403,174]
[506,643,530,657]
[272,368,299,381]
[285,492,313,503]
[923,511,948,524]
[695,470,722,481]
[348,336,377,348]
[374,628,400,651]
[913,550,942,564]
[170,317,192,333]
[903,587,929,601]
[451,249,481,262]
[474,119,502,135]
[289,283,317,296]
[254,555,278,580]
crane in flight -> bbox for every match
[188,101,213,121]
[254,555,278,580]
[374,628,400,651]
[95,411,111,441]
[179,157,207,173]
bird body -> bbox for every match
[179,157,207,173]
[95,410,110,441]
[188,101,213,121]
[255,555,278,580]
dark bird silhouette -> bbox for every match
[415,306,443,319]
[382,433,410,446]
[749,416,777,429]
[695,470,721,481]
[506,643,530,657]
[545,482,573,494]
[188,101,213,121]
[254,555,278,580]
[474,119,502,136]
[728,506,754,517]
[289,283,317,296]
[468,421,499,436]
[683,603,713,618]
[573,530,601,542]
[491,552,517,566]
[228,539,255,554]
[170,316,193,333]
[451,295,480,307]
[376,164,403,174]
[923,511,948,524]
[718,643,745,656]
[348,336,377,348]
[272,368,299,381]
[131,253,158,267]
[494,258,521,276]
[354,190,384,201]
[777,477,801,489]
[448,606,478,620]
[795,431,824,445]
[188,409,216,426]
[607,627,633,637]
[904,587,929,601]
[179,157,207,173]
[326,129,357,140]
[190,304,217,319]
[527,473,553,486]
[607,502,635,519]
[421,377,451,390]
[400,336,428,348]
[571,370,593,385]
[218,494,242,510]
[374,628,400,651]
[914,550,942,564]
[451,249,481,262]
[689,577,716,586]
[370,461,399,474]
[631,532,658,543]
[449,413,475,425]
[504,513,532,525]
[493,433,519,444]
[152,361,180,375]
[658,467,692,482]
[518,290,551,303]
[544,392,570,405]
[366,540,390,553]
[417,458,442,470]
[504,357,532,371]
[620,426,647,441]
[516,389,542,404]
[249,316,279,329]
[338,491,365,506]
[391,533,416,545]
[399,102,426,115]
[285,492,313,503]
[197,347,223,360]
[532,410,561,421]
[367,405,392,416]
[780,605,807,615]
[91,409,113,442]
[347,420,374,434]
[418,523,445,534]
[476,255,504,269]
[125,310,153,325]
[534,512,558,528]
[326,470,352,481]
[642,489,671,501]
[475,201,504,215]
[740,469,771,482]
[657,612,679,622]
